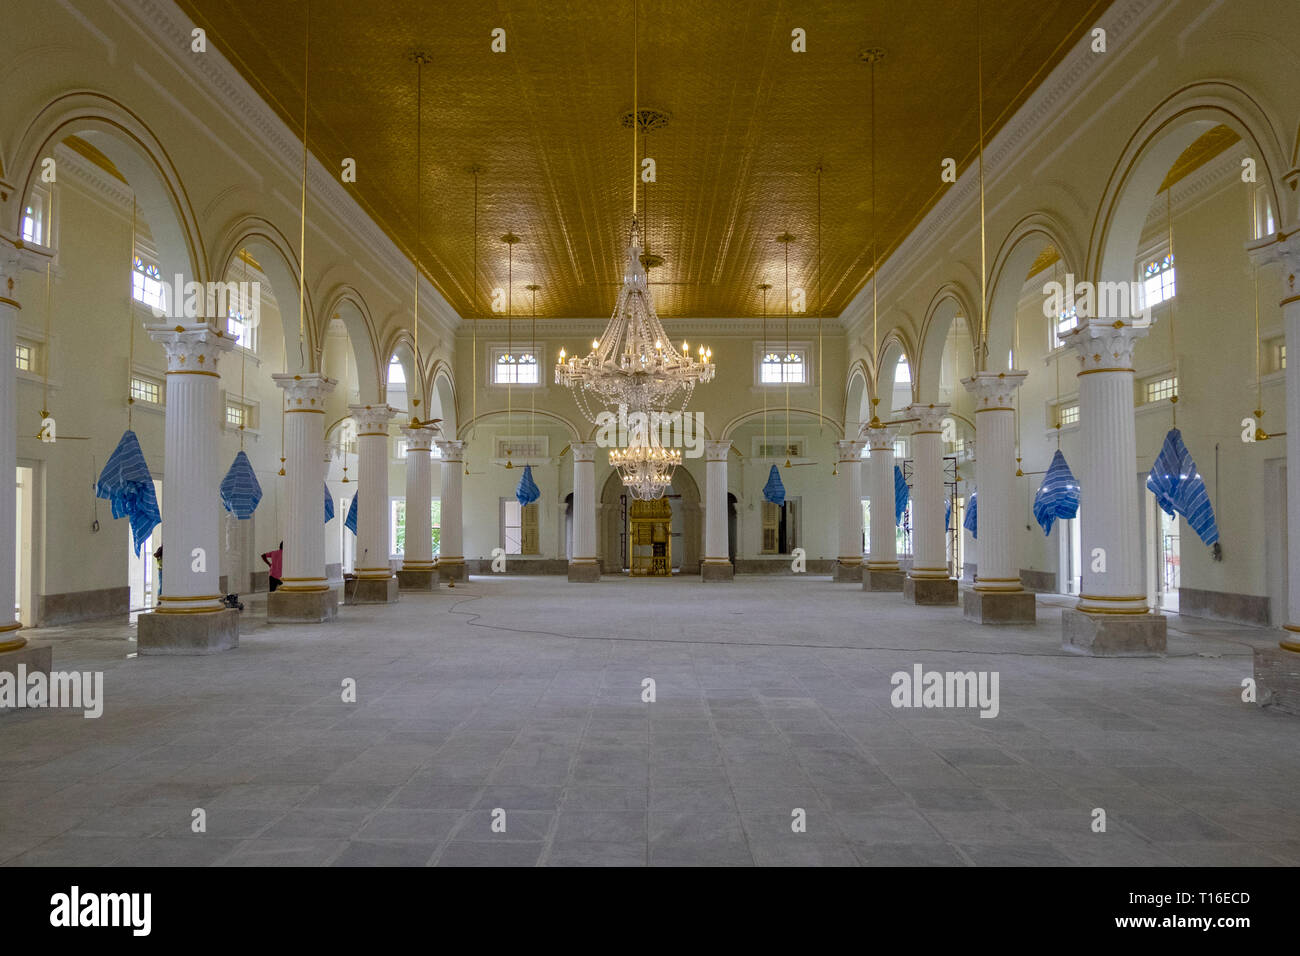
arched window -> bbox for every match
[1141,254,1175,308]
[388,356,406,387]
[132,256,164,310]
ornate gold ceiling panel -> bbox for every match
[177,0,1106,319]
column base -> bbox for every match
[351,576,400,604]
[137,608,239,655]
[963,588,1036,625]
[701,561,734,582]
[567,561,601,583]
[1254,644,1300,714]
[397,568,438,591]
[438,559,466,582]
[0,640,53,717]
[862,567,905,592]
[1061,607,1165,656]
[833,561,863,583]
[904,576,958,606]
[268,588,339,623]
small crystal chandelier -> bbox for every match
[609,434,682,501]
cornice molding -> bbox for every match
[842,0,1165,338]
[124,0,461,342]
[453,316,843,338]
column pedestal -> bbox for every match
[138,326,239,654]
[435,440,466,581]
[1062,607,1167,656]
[962,371,1035,624]
[862,425,903,592]
[269,373,339,623]
[0,642,52,716]
[904,576,958,605]
[833,440,864,583]
[350,404,399,603]
[569,442,600,582]
[701,441,734,582]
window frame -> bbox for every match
[489,345,542,387]
[753,341,812,387]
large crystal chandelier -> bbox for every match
[555,221,713,424]
[554,0,715,500]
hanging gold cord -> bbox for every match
[783,235,793,467]
[239,344,246,451]
[471,167,480,471]
[296,0,310,370]
[976,0,988,367]
[868,50,881,426]
[127,194,137,431]
[41,260,52,425]
[504,233,514,467]
[760,284,770,455]
[816,164,824,436]
[631,0,638,221]
[1165,186,1178,427]
[1053,258,1062,449]
[1013,298,1022,475]
[411,52,425,426]
[528,284,539,446]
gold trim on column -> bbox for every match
[1078,593,1147,602]
[153,606,227,615]
[973,406,1014,413]
[285,407,326,414]
[166,369,221,378]
[0,637,28,653]
[1076,367,1135,376]
[279,584,331,593]
[0,621,23,633]
[159,594,222,602]
[1075,605,1151,615]
[0,296,21,309]
[1280,294,1300,307]
[1280,639,1300,653]
[401,561,437,570]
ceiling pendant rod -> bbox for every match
[976,0,988,369]
[469,165,481,465]
[527,283,540,443]
[631,0,638,223]
[296,0,310,371]
[783,233,793,466]
[411,52,428,425]
[816,163,824,436]
[862,47,883,427]
[1165,186,1178,428]
[759,283,770,454]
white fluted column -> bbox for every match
[1067,323,1150,614]
[863,424,904,591]
[962,370,1034,623]
[435,440,465,581]
[349,403,399,602]
[906,403,958,605]
[269,373,337,621]
[0,251,22,641]
[398,425,437,590]
[702,440,733,581]
[137,326,239,652]
[569,442,599,582]
[834,440,865,582]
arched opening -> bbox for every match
[597,466,702,574]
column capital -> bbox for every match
[401,424,436,452]
[0,242,21,307]
[1062,319,1149,374]
[864,424,895,452]
[962,370,1027,411]
[704,440,732,462]
[1246,230,1300,279]
[435,439,465,462]
[146,325,235,374]
[348,403,398,434]
[572,441,597,463]
[836,439,865,461]
[907,402,950,434]
[272,372,336,412]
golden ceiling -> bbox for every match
[177,0,1106,319]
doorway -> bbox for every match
[15,465,36,627]
[127,478,163,622]
[1144,491,1180,613]
[1058,511,1082,596]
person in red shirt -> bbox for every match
[261,541,284,592]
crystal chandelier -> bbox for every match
[555,221,713,425]
[609,433,683,501]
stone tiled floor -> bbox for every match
[3,576,1299,866]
